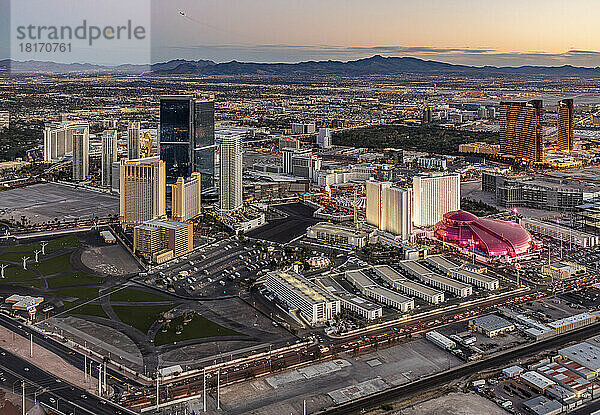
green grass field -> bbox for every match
[33,253,74,275]
[110,288,171,303]
[64,301,108,319]
[154,313,242,346]
[14,280,42,288]
[0,265,38,282]
[113,304,177,335]
[46,235,81,251]
[46,272,103,288]
[3,235,80,254]
[54,286,101,301]
[0,252,34,263]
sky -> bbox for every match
[149,0,600,66]
[2,0,600,67]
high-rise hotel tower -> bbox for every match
[499,100,543,162]
[119,157,166,227]
[557,99,574,152]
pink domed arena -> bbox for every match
[433,210,539,258]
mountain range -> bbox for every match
[2,55,600,77]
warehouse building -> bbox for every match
[547,312,596,334]
[417,272,473,297]
[265,271,340,326]
[470,314,515,337]
[449,269,499,290]
[426,330,456,350]
[520,371,556,393]
[559,342,600,378]
[316,277,382,320]
[522,396,562,415]
[536,361,599,398]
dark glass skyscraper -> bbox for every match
[159,96,215,190]
[194,100,216,190]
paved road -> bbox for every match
[0,313,144,393]
[0,346,135,415]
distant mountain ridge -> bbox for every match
[2,55,600,77]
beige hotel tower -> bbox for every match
[119,157,166,227]
[171,172,202,222]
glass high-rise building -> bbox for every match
[101,130,117,188]
[557,99,574,152]
[219,134,243,212]
[499,100,543,162]
[72,127,89,182]
[159,96,215,190]
[194,100,216,190]
[127,121,141,159]
[160,96,194,182]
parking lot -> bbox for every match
[142,237,292,298]
[0,182,119,224]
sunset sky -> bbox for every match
[149,0,599,66]
[2,0,599,66]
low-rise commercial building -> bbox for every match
[362,285,414,312]
[265,271,340,326]
[373,264,444,303]
[470,314,515,337]
[449,269,500,290]
[425,255,461,275]
[316,277,382,320]
[344,270,415,312]
[398,258,472,297]
[542,261,586,280]
[5,295,44,311]
[373,265,406,285]
[393,279,444,304]
[417,272,473,297]
[520,217,599,248]
[306,222,373,249]
[398,260,435,279]
[345,270,377,291]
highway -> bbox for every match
[317,322,600,415]
[0,346,135,415]
[0,313,144,393]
